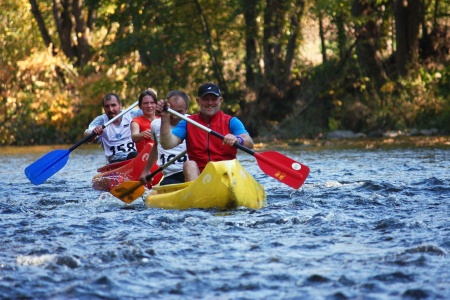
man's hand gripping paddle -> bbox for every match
[25,101,139,185]
[110,150,187,204]
[166,108,310,189]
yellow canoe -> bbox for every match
[145,159,266,210]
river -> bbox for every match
[1,141,449,299]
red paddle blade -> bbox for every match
[254,151,310,189]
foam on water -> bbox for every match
[0,146,449,299]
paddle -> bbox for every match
[110,149,187,204]
[166,108,310,189]
[24,101,139,185]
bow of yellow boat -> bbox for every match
[145,159,266,210]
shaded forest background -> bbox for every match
[1,0,449,146]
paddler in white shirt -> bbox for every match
[139,90,189,186]
[84,93,142,163]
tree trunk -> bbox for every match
[335,13,347,60]
[283,0,304,86]
[86,0,98,30]
[243,0,305,136]
[193,0,227,94]
[29,0,54,52]
[262,0,303,90]
[317,5,327,63]
[29,0,66,84]
[419,0,449,61]
[52,0,76,61]
[351,0,387,87]
[394,0,422,77]
[263,0,284,87]
[243,1,261,92]
[72,0,92,66]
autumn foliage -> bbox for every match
[1,0,449,145]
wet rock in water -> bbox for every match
[383,130,405,138]
[409,128,440,136]
[327,130,366,139]
[55,255,81,268]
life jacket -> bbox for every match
[186,111,237,171]
[132,115,155,153]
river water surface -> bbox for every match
[1,142,449,299]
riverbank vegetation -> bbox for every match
[1,0,449,146]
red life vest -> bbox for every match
[132,115,156,153]
[186,111,238,171]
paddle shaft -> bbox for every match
[24,100,140,185]
[166,108,254,154]
[70,100,139,152]
[165,107,310,189]
[144,149,187,181]
[112,149,187,201]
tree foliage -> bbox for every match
[1,0,449,145]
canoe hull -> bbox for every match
[145,159,266,210]
[96,159,131,173]
[92,143,161,191]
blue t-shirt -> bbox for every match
[172,117,248,140]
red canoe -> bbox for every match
[92,143,162,191]
[96,159,131,173]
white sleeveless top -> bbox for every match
[151,118,188,176]
[86,111,139,162]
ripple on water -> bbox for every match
[1,146,450,299]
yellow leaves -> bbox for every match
[32,93,75,126]
[332,99,342,106]
[16,50,74,85]
[6,97,16,105]
[353,77,370,92]
[30,101,41,110]
[327,90,343,108]
[380,81,395,94]
[105,51,142,81]
[34,80,46,87]
[106,64,128,81]
[37,112,47,122]
[10,47,77,130]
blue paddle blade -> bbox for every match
[25,149,70,185]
